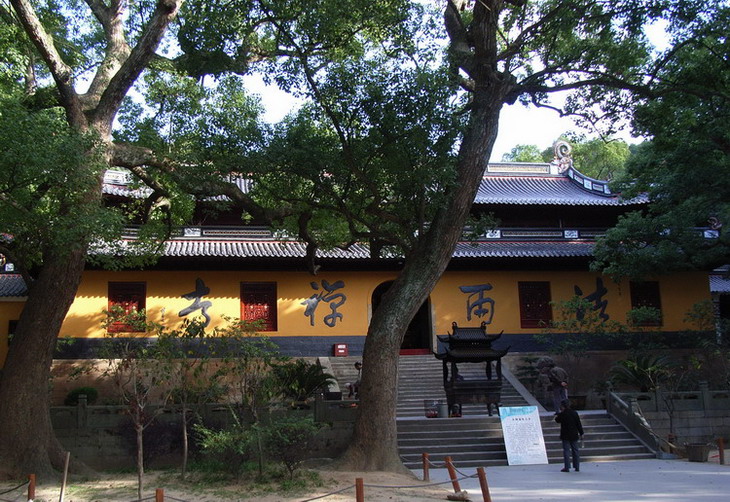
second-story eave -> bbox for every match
[475,171,646,206]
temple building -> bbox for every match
[0,144,717,366]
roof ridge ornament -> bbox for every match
[552,140,573,174]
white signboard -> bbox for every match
[499,406,549,466]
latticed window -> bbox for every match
[241,282,277,331]
[518,281,553,329]
[630,281,663,326]
[108,282,146,332]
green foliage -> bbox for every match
[501,144,547,163]
[194,422,257,476]
[683,300,717,332]
[593,6,730,279]
[536,296,626,392]
[261,416,324,479]
[503,135,630,180]
[64,386,99,406]
[571,138,630,181]
[514,355,542,394]
[625,306,663,329]
[694,337,730,389]
[609,354,676,392]
[272,359,336,403]
[215,317,282,423]
[0,101,109,267]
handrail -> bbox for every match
[606,391,668,458]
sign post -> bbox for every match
[499,406,549,465]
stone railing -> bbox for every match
[605,391,667,457]
[615,382,730,413]
[606,383,730,455]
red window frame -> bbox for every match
[518,281,553,329]
[108,282,146,333]
[241,282,277,331]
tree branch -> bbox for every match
[93,0,182,130]
[9,0,86,128]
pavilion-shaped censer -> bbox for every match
[434,321,509,416]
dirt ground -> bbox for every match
[1,469,462,502]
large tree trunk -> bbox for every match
[339,96,506,471]
[0,248,92,481]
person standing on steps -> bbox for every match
[537,356,569,413]
[555,399,584,472]
[345,361,362,399]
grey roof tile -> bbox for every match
[475,175,643,206]
[710,274,730,294]
[453,241,594,258]
[155,238,594,260]
[0,274,27,297]
[161,240,371,259]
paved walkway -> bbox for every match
[420,456,730,501]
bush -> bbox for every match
[262,416,324,478]
[273,359,336,403]
[64,386,99,406]
[194,422,257,476]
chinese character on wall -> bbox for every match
[301,280,347,327]
[459,283,495,323]
[574,277,609,322]
[179,278,213,327]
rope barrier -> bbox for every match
[362,475,474,490]
[0,481,28,497]
[1,454,494,502]
[297,483,356,502]
[0,479,30,502]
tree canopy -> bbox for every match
[501,135,632,180]
[592,5,730,279]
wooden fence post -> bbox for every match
[445,456,461,493]
[355,477,364,502]
[718,437,725,465]
[422,453,430,481]
[27,474,35,502]
[477,467,492,502]
[155,488,164,502]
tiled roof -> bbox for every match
[453,241,594,258]
[143,234,595,260]
[710,274,730,294]
[161,240,372,259]
[103,166,646,207]
[0,274,27,297]
[475,174,644,206]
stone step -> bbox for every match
[394,355,655,468]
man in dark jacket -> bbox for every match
[555,399,584,472]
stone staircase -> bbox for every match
[394,354,655,469]
[396,354,529,417]
[326,354,656,470]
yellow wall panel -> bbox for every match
[0,268,712,364]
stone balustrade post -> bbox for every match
[699,381,710,412]
[76,394,88,430]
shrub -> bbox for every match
[262,416,324,478]
[273,359,336,403]
[194,422,257,476]
[64,386,99,406]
